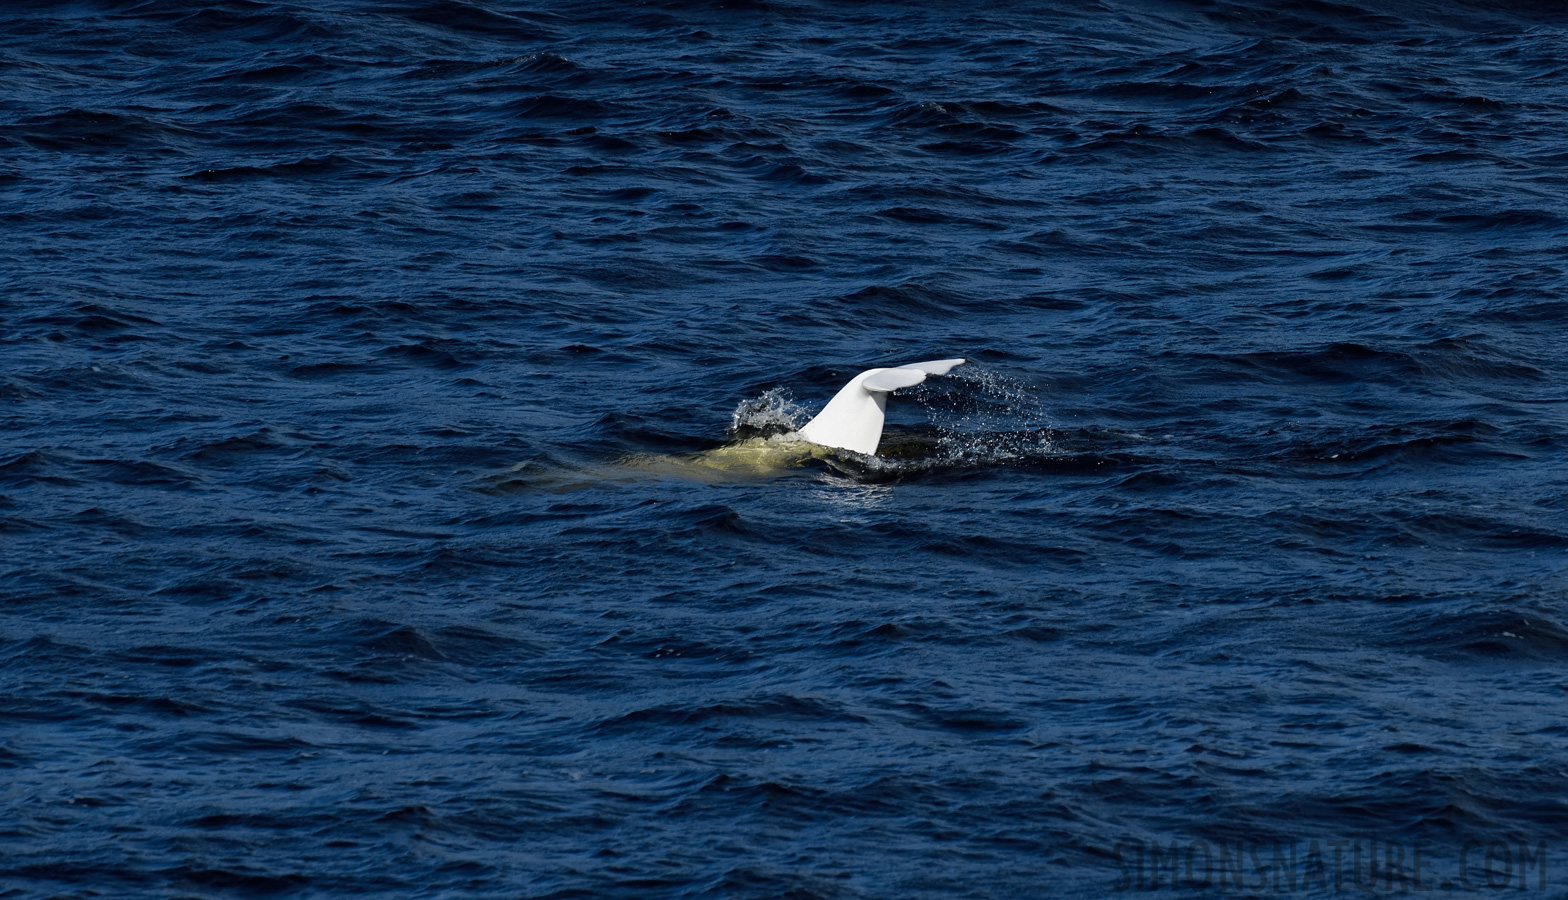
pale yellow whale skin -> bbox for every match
[492,429,943,494]
[619,434,835,483]
[617,429,947,484]
[491,435,834,492]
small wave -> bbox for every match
[1400,609,1568,663]
[182,153,358,181]
[8,108,192,153]
[396,1,562,41]
[167,5,334,42]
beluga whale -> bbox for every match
[612,357,967,483]
[798,358,966,454]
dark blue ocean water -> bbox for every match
[4,1,1568,896]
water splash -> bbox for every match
[729,387,808,437]
[918,365,1058,462]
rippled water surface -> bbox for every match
[5,0,1568,896]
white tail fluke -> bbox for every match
[797,358,966,454]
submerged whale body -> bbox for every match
[616,357,965,482]
[798,358,966,454]
[613,357,969,482]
